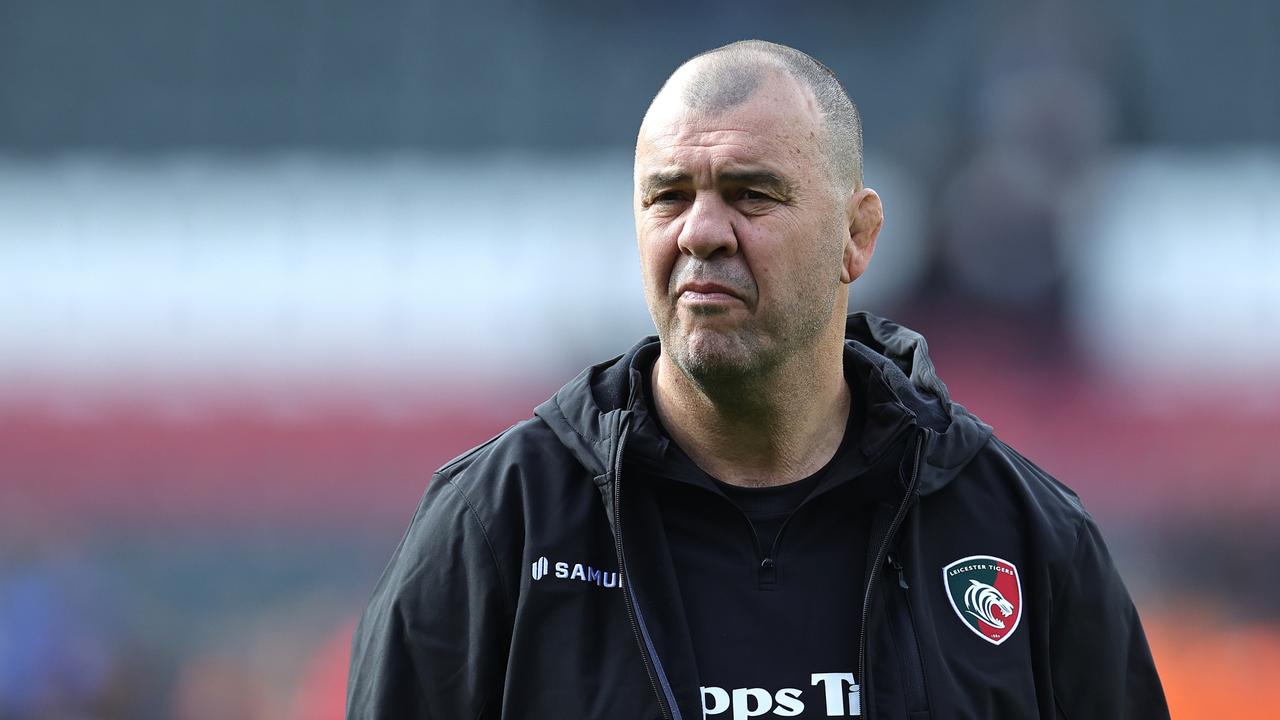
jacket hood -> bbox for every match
[533,311,993,495]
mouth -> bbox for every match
[676,281,744,305]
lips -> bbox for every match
[677,281,743,301]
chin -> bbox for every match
[669,327,769,385]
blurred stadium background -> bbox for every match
[1,1,1278,717]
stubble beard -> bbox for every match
[659,289,834,399]
[667,315,777,392]
[651,219,848,398]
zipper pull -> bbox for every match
[886,553,909,589]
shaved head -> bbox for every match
[632,39,886,488]
[644,40,864,192]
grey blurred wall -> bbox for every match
[3,0,1276,154]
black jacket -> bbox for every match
[347,312,1169,719]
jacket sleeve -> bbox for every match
[346,475,513,719]
[1049,514,1169,719]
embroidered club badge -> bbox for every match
[943,555,1022,645]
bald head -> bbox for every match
[644,40,864,192]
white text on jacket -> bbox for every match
[701,673,861,719]
[530,556,621,588]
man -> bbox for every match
[347,40,1168,719]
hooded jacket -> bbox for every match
[347,312,1169,719]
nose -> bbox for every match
[676,193,739,260]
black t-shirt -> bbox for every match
[638,361,897,719]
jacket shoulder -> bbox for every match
[962,434,1092,552]
[987,435,1085,510]
[430,414,591,532]
[436,414,584,486]
[364,415,585,622]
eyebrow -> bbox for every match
[639,168,795,199]
[718,169,794,198]
[639,170,691,197]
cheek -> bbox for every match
[637,223,681,292]
[748,219,840,305]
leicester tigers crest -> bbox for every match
[943,555,1022,645]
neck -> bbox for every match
[652,332,850,488]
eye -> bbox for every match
[644,190,688,210]
[737,188,775,203]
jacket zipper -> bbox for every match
[858,427,928,716]
[885,553,930,715]
[738,510,777,585]
[611,414,679,720]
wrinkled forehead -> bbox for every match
[635,72,825,180]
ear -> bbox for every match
[841,187,883,284]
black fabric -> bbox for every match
[634,349,864,555]
[659,475,872,718]
[345,311,1171,720]
[711,473,822,556]
[633,352,909,718]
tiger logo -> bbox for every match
[963,579,1015,629]
[943,555,1023,645]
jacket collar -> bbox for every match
[533,311,993,496]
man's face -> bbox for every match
[634,71,851,383]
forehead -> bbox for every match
[635,72,825,178]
